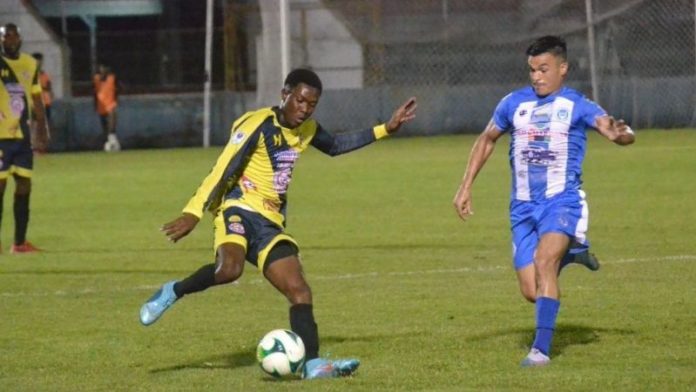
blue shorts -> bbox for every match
[213,206,299,271]
[0,139,33,179]
[509,189,589,270]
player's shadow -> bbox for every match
[465,323,635,355]
[148,333,391,374]
[149,348,257,373]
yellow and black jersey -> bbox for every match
[183,107,390,227]
[0,53,40,139]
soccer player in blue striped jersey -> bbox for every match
[453,36,634,367]
[140,68,417,379]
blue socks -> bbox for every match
[532,297,560,355]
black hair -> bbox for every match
[526,35,567,60]
[32,52,43,60]
[1,23,19,35]
[284,68,322,93]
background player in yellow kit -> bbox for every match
[0,23,50,253]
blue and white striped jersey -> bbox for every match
[493,86,606,201]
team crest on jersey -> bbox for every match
[228,222,245,234]
[556,109,569,121]
[231,131,246,144]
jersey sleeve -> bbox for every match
[182,125,260,218]
[492,94,512,132]
[310,123,388,156]
[579,97,607,129]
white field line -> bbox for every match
[1,254,695,298]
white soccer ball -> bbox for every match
[103,140,120,152]
[256,329,306,378]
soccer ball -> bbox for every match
[103,135,121,152]
[256,329,306,378]
[103,140,120,152]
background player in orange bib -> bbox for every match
[93,63,120,151]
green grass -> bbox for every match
[1,130,695,391]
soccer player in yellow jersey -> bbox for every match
[0,23,50,253]
[140,68,417,379]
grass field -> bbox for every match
[1,130,695,391]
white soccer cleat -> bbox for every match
[520,348,551,367]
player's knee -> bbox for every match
[519,281,537,303]
[215,248,244,283]
[285,280,312,305]
[216,261,243,283]
[521,287,536,303]
[534,255,559,273]
[14,179,31,195]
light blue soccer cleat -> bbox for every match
[302,358,360,379]
[332,358,360,377]
[520,348,551,367]
[139,281,178,326]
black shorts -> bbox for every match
[0,139,33,179]
[213,206,299,271]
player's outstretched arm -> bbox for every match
[595,115,635,146]
[161,213,200,243]
[386,97,418,134]
[310,97,417,156]
[453,120,503,221]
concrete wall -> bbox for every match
[254,0,363,107]
[0,0,68,98]
[293,0,363,90]
[47,75,696,152]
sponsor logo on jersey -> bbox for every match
[530,104,552,124]
[521,146,557,166]
[273,168,292,194]
[273,150,299,163]
[6,83,26,117]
